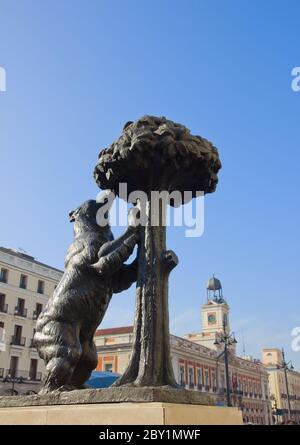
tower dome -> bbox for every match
[206,276,222,291]
[206,275,226,304]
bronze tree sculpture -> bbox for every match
[94,116,221,387]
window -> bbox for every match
[179,366,185,386]
[29,359,38,380]
[15,298,26,317]
[197,368,202,387]
[0,293,7,313]
[34,303,43,319]
[249,381,253,394]
[253,382,257,394]
[188,367,194,387]
[0,321,4,341]
[204,370,209,388]
[37,280,45,294]
[9,356,19,377]
[104,363,113,372]
[30,329,36,347]
[211,371,216,389]
[12,325,24,346]
[19,274,27,289]
[220,371,225,390]
[0,268,8,283]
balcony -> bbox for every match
[3,369,42,382]
[0,303,8,313]
[14,307,27,318]
[0,368,3,378]
[10,335,26,347]
[32,310,42,320]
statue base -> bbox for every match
[0,387,243,425]
[0,386,213,407]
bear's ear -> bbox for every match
[123,121,133,130]
[69,210,75,222]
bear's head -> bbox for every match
[69,199,101,223]
[69,199,113,241]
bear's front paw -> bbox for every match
[162,250,178,272]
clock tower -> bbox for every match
[184,276,233,352]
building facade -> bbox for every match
[262,348,300,423]
[0,247,62,394]
[94,276,272,424]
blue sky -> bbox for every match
[0,1,299,367]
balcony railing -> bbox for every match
[0,303,8,313]
[32,310,42,320]
[14,307,27,317]
[3,369,42,382]
[10,335,26,346]
[0,368,4,378]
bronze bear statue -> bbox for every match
[34,199,139,394]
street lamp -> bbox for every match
[278,348,294,421]
[214,321,237,407]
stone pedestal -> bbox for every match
[0,387,243,425]
[0,402,243,425]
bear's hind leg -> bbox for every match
[68,339,98,388]
[39,323,82,394]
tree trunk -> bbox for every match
[115,197,178,387]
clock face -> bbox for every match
[208,312,216,325]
